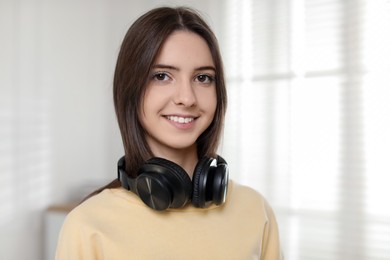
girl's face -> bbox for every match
[140,30,217,157]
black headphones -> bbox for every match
[117,155,229,211]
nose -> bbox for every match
[173,80,197,107]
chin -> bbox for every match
[169,142,197,151]
[165,138,198,151]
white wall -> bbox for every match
[0,1,224,259]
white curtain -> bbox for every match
[220,0,390,259]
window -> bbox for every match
[221,0,390,259]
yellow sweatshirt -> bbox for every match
[55,181,282,260]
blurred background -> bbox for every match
[1,0,390,259]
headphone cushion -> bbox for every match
[192,157,214,208]
[212,161,229,205]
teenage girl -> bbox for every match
[55,6,282,260]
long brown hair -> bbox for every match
[86,6,227,198]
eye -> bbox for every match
[195,74,215,84]
[152,72,170,81]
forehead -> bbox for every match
[154,30,215,68]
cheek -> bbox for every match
[200,89,218,126]
[141,88,156,115]
[139,91,151,127]
[207,89,218,114]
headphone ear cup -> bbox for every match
[192,157,215,208]
[137,157,192,210]
[212,157,229,205]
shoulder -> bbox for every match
[67,189,114,217]
[228,181,283,259]
[62,188,134,230]
[60,190,109,231]
[229,181,264,200]
[228,181,270,210]
[55,189,120,259]
[227,181,275,222]
[56,188,135,252]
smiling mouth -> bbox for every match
[165,115,196,124]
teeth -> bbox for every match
[166,116,194,124]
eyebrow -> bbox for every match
[152,64,216,72]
